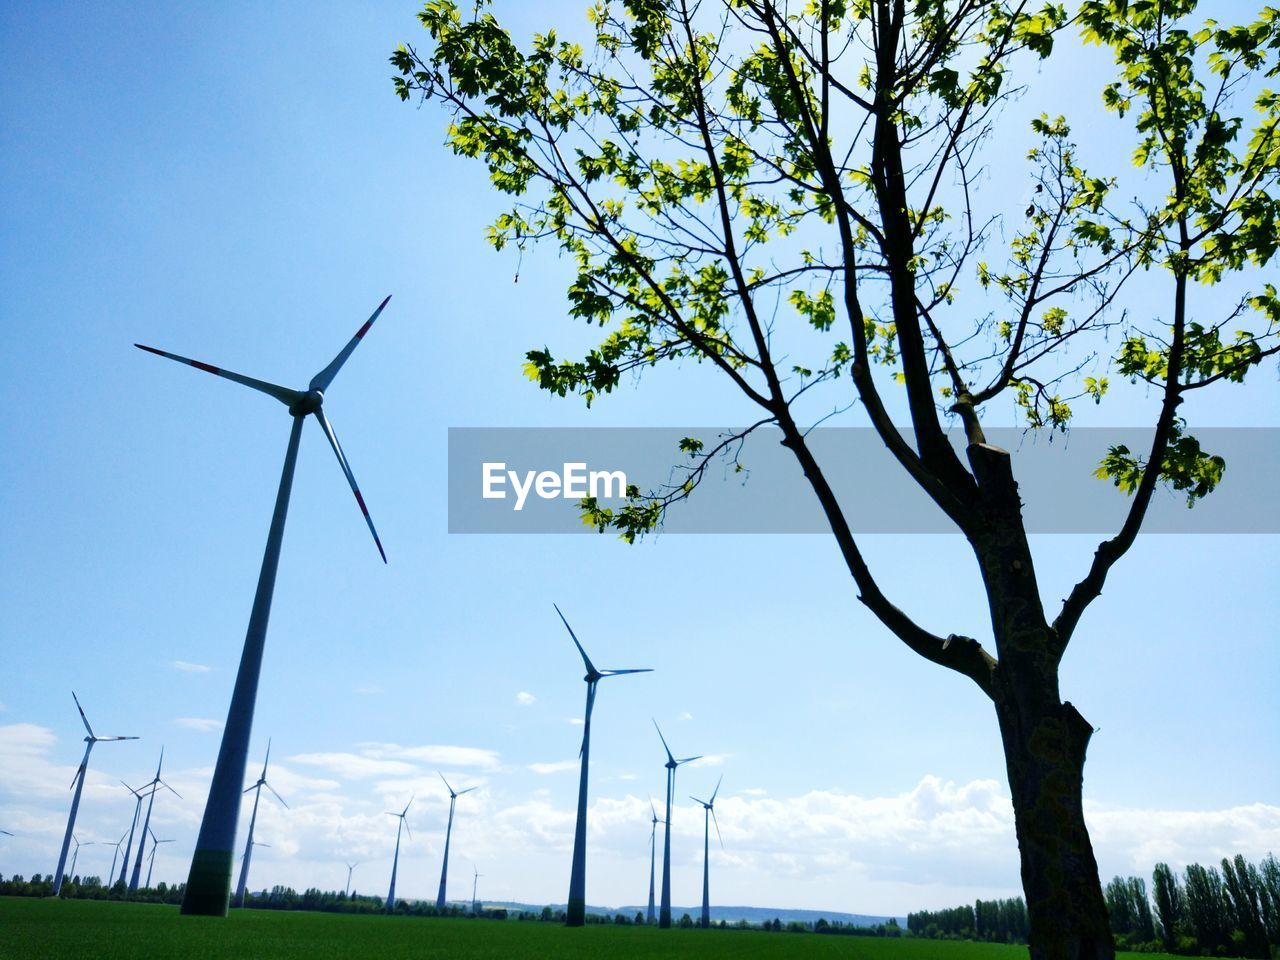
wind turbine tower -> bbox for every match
[385,796,412,913]
[554,604,651,926]
[129,748,181,893]
[690,775,724,928]
[137,295,392,915]
[53,693,138,895]
[108,829,129,887]
[235,740,288,907]
[647,798,660,924]
[654,721,700,929]
[435,772,477,911]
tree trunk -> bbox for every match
[994,692,1114,959]
[969,444,1114,959]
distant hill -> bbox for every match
[479,900,905,927]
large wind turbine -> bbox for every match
[129,748,181,893]
[471,865,483,915]
[554,604,651,927]
[384,796,412,913]
[646,797,660,924]
[235,740,288,908]
[117,781,154,888]
[53,693,138,896]
[137,295,392,916]
[690,775,723,928]
[344,862,360,898]
[146,828,174,888]
[435,772,477,911]
[107,828,129,887]
[654,721,700,929]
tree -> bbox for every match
[392,2,1280,956]
[1151,862,1184,951]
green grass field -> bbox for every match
[0,899,1180,960]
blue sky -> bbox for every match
[1,1,1277,917]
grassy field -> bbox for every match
[1,898,1180,960]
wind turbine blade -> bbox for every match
[652,720,674,763]
[710,775,723,805]
[712,808,723,848]
[71,692,94,738]
[403,820,412,841]
[96,735,139,742]
[265,783,289,809]
[309,296,391,392]
[690,795,706,805]
[70,762,85,790]
[553,604,596,675]
[404,795,415,815]
[457,786,479,797]
[159,779,182,799]
[244,784,257,795]
[312,409,386,563]
[438,771,454,796]
[263,738,272,778]
[677,755,702,765]
[600,668,653,676]
[134,345,302,405]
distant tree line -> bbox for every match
[907,896,1029,943]
[1106,854,1280,957]
[0,874,184,904]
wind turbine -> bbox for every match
[129,748,181,893]
[107,828,129,887]
[117,780,154,888]
[344,862,360,898]
[68,835,95,881]
[690,775,723,928]
[435,772,477,911]
[53,693,138,895]
[654,721,700,929]
[235,740,288,908]
[471,865,483,915]
[554,604,651,927]
[384,796,412,913]
[646,797,660,924]
[146,828,175,888]
[137,294,392,916]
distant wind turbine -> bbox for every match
[654,721,700,929]
[385,796,413,913]
[554,604,652,927]
[129,748,181,893]
[53,692,138,895]
[107,828,129,886]
[690,775,724,928]
[435,772,477,911]
[471,865,483,915]
[68,835,95,881]
[117,780,154,888]
[344,862,360,899]
[137,295,392,916]
[235,740,288,908]
[146,828,174,888]
[647,797,660,924]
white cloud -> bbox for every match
[741,787,768,796]
[679,712,693,721]
[528,760,579,775]
[170,660,210,673]
[567,718,584,726]
[515,691,536,706]
[360,743,501,771]
[174,718,222,732]
[688,754,729,768]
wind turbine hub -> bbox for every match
[290,389,324,416]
